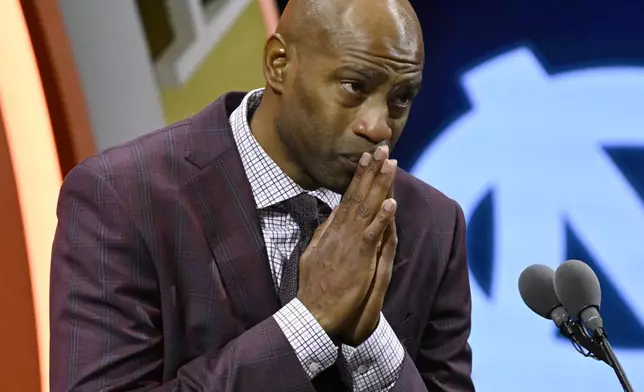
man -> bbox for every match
[50,0,474,390]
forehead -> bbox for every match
[319,10,424,72]
[330,32,423,73]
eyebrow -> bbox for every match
[404,79,423,90]
[335,64,423,90]
[336,65,384,80]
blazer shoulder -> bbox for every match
[71,92,238,183]
[394,168,463,230]
[75,119,193,180]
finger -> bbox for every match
[363,198,397,245]
[373,221,397,295]
[341,152,369,204]
[361,158,396,223]
[382,220,398,263]
[348,145,389,220]
[376,208,394,257]
[387,163,396,200]
[360,225,396,324]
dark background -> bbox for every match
[277,0,644,170]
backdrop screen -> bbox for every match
[393,1,644,390]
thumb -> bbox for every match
[373,221,397,296]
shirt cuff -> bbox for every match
[273,298,338,379]
[338,313,405,392]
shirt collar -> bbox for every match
[229,88,341,210]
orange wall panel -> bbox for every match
[0,1,67,391]
[0,108,42,392]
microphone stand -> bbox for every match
[561,321,635,391]
[593,328,635,392]
[562,321,610,366]
[601,341,634,392]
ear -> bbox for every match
[263,33,290,94]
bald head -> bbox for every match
[276,0,423,60]
[254,0,425,193]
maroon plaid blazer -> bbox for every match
[50,92,474,391]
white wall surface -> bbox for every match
[58,0,166,151]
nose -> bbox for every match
[351,101,392,145]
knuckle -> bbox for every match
[341,192,352,204]
[372,176,386,190]
[358,201,372,219]
[340,195,352,208]
[366,161,378,173]
[354,165,365,177]
[351,172,363,185]
[351,192,364,204]
[373,173,393,193]
[335,203,348,219]
[390,235,398,250]
[350,167,365,183]
[376,211,389,223]
[363,229,377,243]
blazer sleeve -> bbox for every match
[389,200,475,392]
[50,163,315,392]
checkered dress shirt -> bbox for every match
[229,89,405,391]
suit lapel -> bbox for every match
[183,93,280,329]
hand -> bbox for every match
[339,182,397,346]
[297,145,397,338]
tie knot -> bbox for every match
[281,193,329,231]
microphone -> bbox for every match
[518,264,609,365]
[554,259,634,392]
[553,259,603,332]
[518,264,573,332]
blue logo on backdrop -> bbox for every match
[411,46,644,391]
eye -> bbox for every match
[393,93,414,108]
[340,81,365,95]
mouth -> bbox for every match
[340,149,376,164]
[339,155,360,171]
[343,155,362,164]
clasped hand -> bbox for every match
[297,145,398,346]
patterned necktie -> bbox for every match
[279,193,331,305]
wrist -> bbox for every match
[298,297,341,337]
[340,314,381,346]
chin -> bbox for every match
[309,160,352,194]
[320,173,352,195]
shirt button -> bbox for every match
[309,362,321,373]
[357,364,369,375]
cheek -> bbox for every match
[294,84,350,150]
[390,118,408,143]
[303,105,344,142]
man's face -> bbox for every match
[274,27,424,194]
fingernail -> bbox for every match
[359,153,371,166]
[374,145,389,160]
[384,199,396,211]
[381,159,394,173]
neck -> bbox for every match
[250,89,317,190]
